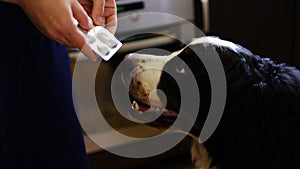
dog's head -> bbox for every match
[121,37,253,137]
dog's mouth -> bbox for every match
[129,95,202,138]
[129,98,179,129]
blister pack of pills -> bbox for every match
[80,26,122,61]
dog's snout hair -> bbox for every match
[121,53,177,106]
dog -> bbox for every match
[121,37,300,169]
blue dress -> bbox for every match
[0,2,89,169]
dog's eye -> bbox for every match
[176,64,186,74]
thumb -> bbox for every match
[91,0,105,26]
[71,0,93,30]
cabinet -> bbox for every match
[205,0,299,68]
[294,1,300,67]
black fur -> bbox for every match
[174,42,300,169]
[125,38,300,169]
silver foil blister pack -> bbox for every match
[81,26,122,61]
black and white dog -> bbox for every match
[121,37,300,169]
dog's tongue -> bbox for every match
[160,109,179,118]
[132,101,178,118]
[131,101,202,136]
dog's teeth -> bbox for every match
[133,101,140,110]
[155,107,161,112]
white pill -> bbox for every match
[97,44,110,56]
[86,34,96,44]
[96,32,116,46]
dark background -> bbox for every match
[196,0,300,68]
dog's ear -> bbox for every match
[174,44,213,136]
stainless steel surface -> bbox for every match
[117,0,195,21]
[116,0,196,45]
[201,0,210,33]
[118,35,177,53]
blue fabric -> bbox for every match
[0,2,89,169]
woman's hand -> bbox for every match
[1,0,117,61]
[11,0,92,49]
[78,0,117,33]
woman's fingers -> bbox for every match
[103,0,117,33]
[71,0,93,30]
[91,0,105,26]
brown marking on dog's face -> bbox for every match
[122,53,175,108]
[129,70,162,108]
